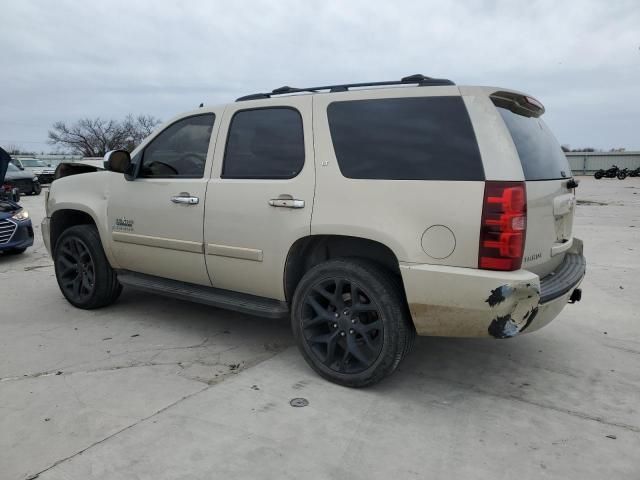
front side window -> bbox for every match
[327,96,484,181]
[222,108,304,179]
[140,114,215,178]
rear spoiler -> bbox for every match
[490,91,545,118]
[54,162,103,181]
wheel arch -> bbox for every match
[283,234,406,305]
[50,208,98,252]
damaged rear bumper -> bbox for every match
[400,238,585,338]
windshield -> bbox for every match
[20,159,47,167]
[497,107,571,180]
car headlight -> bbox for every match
[33,176,39,181]
[12,209,29,221]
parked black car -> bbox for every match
[4,163,41,195]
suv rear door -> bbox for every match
[492,92,575,277]
[203,96,314,300]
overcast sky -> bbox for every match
[1,0,638,153]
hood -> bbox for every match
[5,168,34,181]
[0,198,21,213]
[0,147,8,184]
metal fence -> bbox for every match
[566,152,640,175]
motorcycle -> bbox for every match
[628,167,640,177]
[594,164,624,179]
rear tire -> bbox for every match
[53,225,122,309]
[617,171,627,180]
[291,258,414,388]
[594,171,603,179]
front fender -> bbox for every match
[47,172,119,267]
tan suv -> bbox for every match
[42,75,585,387]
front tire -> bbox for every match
[32,183,42,195]
[617,171,627,180]
[291,258,414,388]
[53,225,122,309]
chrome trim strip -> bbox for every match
[206,243,263,262]
[112,232,203,253]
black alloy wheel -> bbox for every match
[292,258,414,387]
[301,277,384,374]
[55,236,96,304]
[53,225,122,309]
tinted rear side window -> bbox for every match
[327,96,483,180]
[222,108,305,179]
[498,107,571,180]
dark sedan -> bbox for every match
[4,163,41,195]
[0,199,34,254]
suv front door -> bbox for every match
[204,97,314,300]
[107,112,218,285]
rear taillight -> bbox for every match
[479,181,527,271]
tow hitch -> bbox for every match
[569,288,582,304]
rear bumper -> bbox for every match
[9,179,38,194]
[400,238,585,338]
[37,174,55,185]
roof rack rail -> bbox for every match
[235,74,455,102]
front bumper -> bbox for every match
[400,238,585,338]
[0,218,34,251]
[41,217,51,256]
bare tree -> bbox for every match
[3,144,35,156]
[122,115,162,152]
[48,115,161,157]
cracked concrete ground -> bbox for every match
[1,177,639,479]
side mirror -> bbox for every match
[18,166,24,170]
[104,150,133,177]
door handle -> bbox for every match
[268,194,305,209]
[171,193,199,205]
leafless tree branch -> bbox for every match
[48,115,162,156]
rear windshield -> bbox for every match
[497,107,571,180]
[327,96,484,181]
